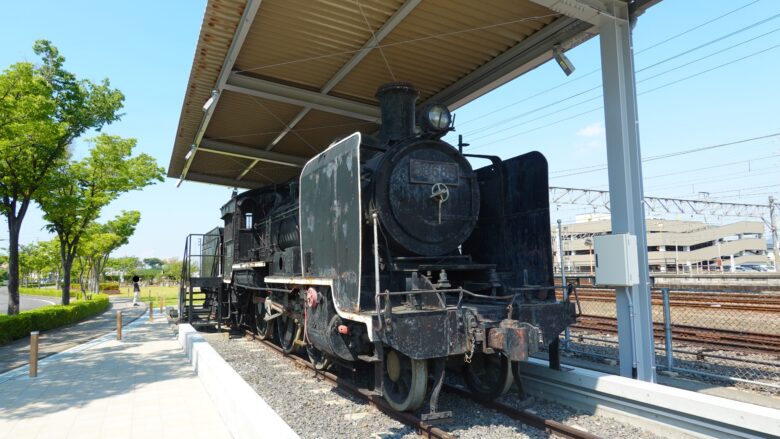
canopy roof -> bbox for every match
[169,0,656,188]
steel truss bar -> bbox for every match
[423,16,591,109]
[224,73,381,123]
[550,187,769,218]
[199,139,307,168]
[186,172,262,189]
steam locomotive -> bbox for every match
[189,82,575,417]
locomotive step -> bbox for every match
[357,354,381,363]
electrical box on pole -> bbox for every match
[594,234,640,286]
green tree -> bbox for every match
[143,257,164,270]
[39,133,163,304]
[40,239,63,289]
[18,241,58,287]
[106,256,142,281]
[0,40,123,314]
[78,211,141,294]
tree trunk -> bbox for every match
[61,261,72,305]
[6,216,21,315]
[59,240,72,305]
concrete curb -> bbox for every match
[517,358,780,438]
[178,324,299,439]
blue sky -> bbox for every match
[1,0,779,259]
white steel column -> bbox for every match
[599,2,656,382]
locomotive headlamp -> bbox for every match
[421,103,451,132]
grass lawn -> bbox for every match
[20,285,206,307]
[116,285,205,307]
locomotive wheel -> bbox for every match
[463,352,513,402]
[277,314,298,354]
[305,343,330,371]
[382,349,428,412]
[254,301,274,340]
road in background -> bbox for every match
[0,287,58,314]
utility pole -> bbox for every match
[770,196,779,272]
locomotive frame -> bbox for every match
[180,82,576,417]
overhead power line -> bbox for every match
[465,22,780,144]
[636,0,762,54]
[550,132,780,179]
[458,1,765,129]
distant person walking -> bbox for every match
[132,275,141,306]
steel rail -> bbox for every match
[441,384,601,439]
[574,315,780,354]
[241,329,601,439]
[241,330,454,439]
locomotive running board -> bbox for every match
[264,276,333,286]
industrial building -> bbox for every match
[554,217,770,273]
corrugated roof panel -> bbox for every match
[169,0,247,177]
[330,0,557,102]
[172,1,665,186]
[234,0,404,91]
[271,110,378,156]
[203,91,306,149]
[190,152,255,177]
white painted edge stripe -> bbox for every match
[178,324,299,439]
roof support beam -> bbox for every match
[599,0,654,383]
[178,0,263,187]
[224,73,381,122]
[424,15,591,109]
[530,0,625,26]
[199,139,307,167]
[234,0,421,179]
[187,172,263,189]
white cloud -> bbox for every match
[577,122,604,137]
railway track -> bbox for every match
[241,329,600,439]
[561,288,780,313]
[573,315,780,355]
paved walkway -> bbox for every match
[0,297,146,374]
[0,313,231,439]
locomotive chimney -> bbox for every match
[376,82,418,146]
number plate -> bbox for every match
[409,159,459,185]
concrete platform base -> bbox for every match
[178,324,298,439]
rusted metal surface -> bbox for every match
[575,315,780,355]
[567,288,780,313]
[299,133,363,313]
[383,309,466,360]
[486,320,531,362]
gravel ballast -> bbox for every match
[200,330,667,438]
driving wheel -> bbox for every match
[382,349,428,412]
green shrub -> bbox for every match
[0,294,110,345]
[99,282,119,292]
[0,313,32,344]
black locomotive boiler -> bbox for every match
[189,82,575,416]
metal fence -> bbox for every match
[556,286,780,393]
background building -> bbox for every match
[554,217,769,273]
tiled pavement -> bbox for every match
[0,298,146,374]
[0,313,231,439]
